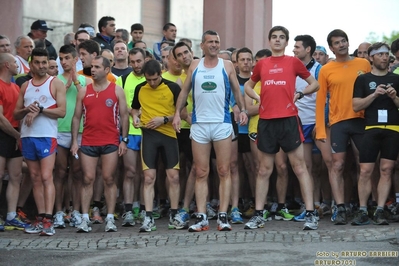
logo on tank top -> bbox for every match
[264,79,286,86]
[201,81,217,91]
[39,95,48,104]
[105,98,114,107]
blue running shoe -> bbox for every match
[0,217,4,232]
[230,207,244,224]
[331,205,338,222]
[294,210,306,222]
[5,217,29,230]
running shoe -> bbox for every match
[294,210,306,222]
[40,218,55,236]
[217,212,232,231]
[122,211,135,227]
[351,210,370,226]
[152,207,161,220]
[334,206,347,225]
[76,218,92,233]
[303,212,318,230]
[206,203,217,220]
[168,210,189,230]
[5,216,29,230]
[319,203,331,216]
[133,207,140,221]
[105,217,117,232]
[0,217,5,232]
[24,217,43,234]
[17,209,31,224]
[263,210,272,221]
[188,214,209,232]
[229,207,244,224]
[373,209,389,225]
[243,202,255,218]
[275,207,294,221]
[139,216,157,232]
[70,210,82,227]
[90,207,103,224]
[330,205,338,222]
[53,211,66,229]
[244,215,267,229]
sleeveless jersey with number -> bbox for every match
[81,83,119,146]
[21,76,58,138]
[191,58,231,123]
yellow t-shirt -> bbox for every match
[116,73,146,135]
[248,81,261,134]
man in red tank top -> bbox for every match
[71,55,129,233]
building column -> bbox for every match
[73,0,97,31]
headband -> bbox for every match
[369,46,389,57]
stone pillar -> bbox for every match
[73,0,97,31]
[0,0,24,45]
[203,0,272,52]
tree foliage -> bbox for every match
[367,31,399,44]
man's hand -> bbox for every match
[24,111,39,127]
[172,113,181,133]
[118,142,127,156]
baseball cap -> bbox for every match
[78,23,96,38]
[315,46,327,54]
[31,20,53,31]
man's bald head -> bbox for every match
[357,42,371,59]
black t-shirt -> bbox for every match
[15,73,32,88]
[353,72,399,126]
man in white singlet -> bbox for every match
[172,30,248,232]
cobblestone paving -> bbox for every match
[1,219,398,250]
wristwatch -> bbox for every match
[74,80,80,86]
[163,116,169,124]
[121,137,129,144]
[240,109,248,115]
[39,106,44,113]
[295,91,304,100]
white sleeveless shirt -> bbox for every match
[191,58,231,123]
[21,76,58,138]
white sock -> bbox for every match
[7,212,16,221]
[396,193,399,203]
[133,201,139,208]
[107,213,114,220]
[82,213,90,220]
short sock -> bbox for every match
[314,202,321,208]
[106,213,114,220]
[6,212,17,221]
[376,206,384,211]
[82,213,90,220]
[133,201,140,208]
[170,209,177,217]
[277,203,284,211]
[198,212,207,220]
[45,214,52,220]
[39,213,46,218]
[255,210,263,217]
[140,204,145,211]
[337,204,345,209]
[396,193,399,203]
[359,206,367,212]
[146,211,153,218]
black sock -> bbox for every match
[160,199,167,205]
[125,204,133,212]
[17,206,23,211]
[170,209,177,217]
[337,204,345,209]
[277,203,285,211]
[306,210,314,215]
[140,204,145,211]
[39,213,46,218]
[94,201,103,209]
[45,214,52,220]
[263,204,268,210]
[255,210,263,216]
[146,211,152,218]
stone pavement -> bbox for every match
[1,216,399,251]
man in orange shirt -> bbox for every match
[77,40,116,83]
[315,29,371,225]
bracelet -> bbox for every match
[240,109,248,115]
[295,91,304,99]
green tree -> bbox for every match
[367,31,399,44]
